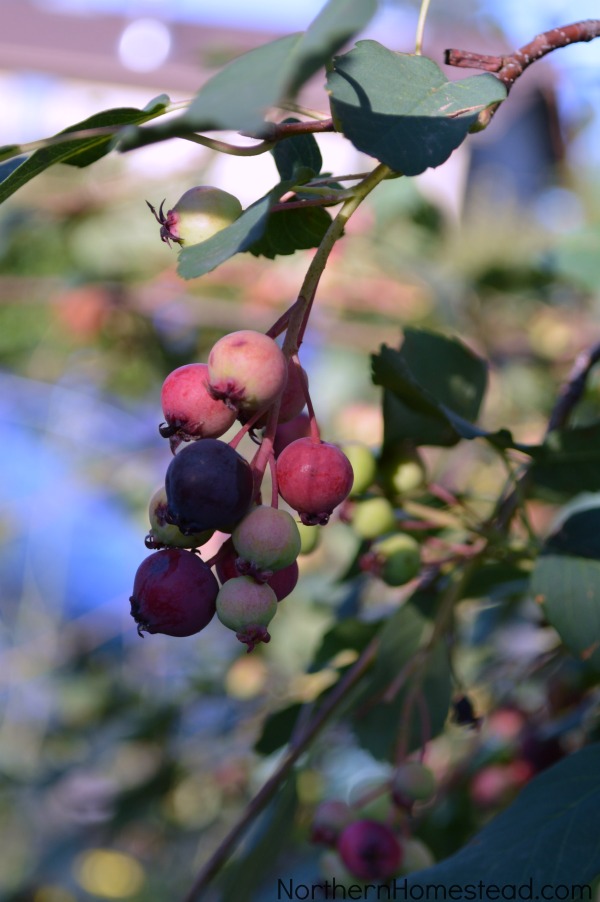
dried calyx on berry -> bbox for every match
[216,576,278,652]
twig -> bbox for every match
[181,638,378,902]
[446,19,600,88]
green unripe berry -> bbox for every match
[297,522,320,555]
[148,186,242,247]
[392,762,436,806]
[379,450,426,499]
[372,534,420,586]
[351,497,396,540]
[400,837,435,874]
[232,506,301,572]
[216,576,278,652]
[146,486,213,550]
[341,443,377,496]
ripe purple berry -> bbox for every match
[160,363,236,444]
[276,438,354,525]
[232,506,301,573]
[337,819,403,881]
[207,330,287,415]
[165,439,254,534]
[130,548,218,637]
[148,186,242,247]
[216,576,278,651]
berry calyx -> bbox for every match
[130,548,218,637]
[147,186,242,247]
[232,506,301,573]
[207,330,287,415]
[276,438,354,525]
[216,538,299,600]
[165,439,253,534]
[160,363,237,445]
[146,486,213,550]
[337,819,403,881]
[216,576,278,651]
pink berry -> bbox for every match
[255,358,308,427]
[276,438,354,525]
[207,330,287,415]
[216,539,299,600]
[337,819,403,881]
[130,548,218,637]
[160,363,236,444]
[216,576,278,651]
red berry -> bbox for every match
[276,438,354,525]
[160,363,236,444]
[130,548,218,637]
[337,819,403,881]
[216,576,278,651]
[207,330,287,415]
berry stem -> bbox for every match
[229,407,267,451]
[268,451,279,509]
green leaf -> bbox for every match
[530,423,600,496]
[312,618,381,670]
[121,0,377,151]
[271,120,323,181]
[349,602,451,761]
[407,744,600,891]
[247,204,332,258]
[0,100,170,204]
[254,703,303,756]
[328,42,507,175]
[374,329,489,448]
[542,507,600,560]
[530,554,600,670]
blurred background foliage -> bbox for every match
[2,16,600,899]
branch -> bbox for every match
[493,339,600,531]
[446,19,600,88]
[181,638,379,902]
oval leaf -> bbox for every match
[530,554,600,671]
[407,743,600,891]
[328,41,507,175]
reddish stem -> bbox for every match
[294,352,320,443]
[445,19,600,88]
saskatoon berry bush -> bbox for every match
[2,2,600,899]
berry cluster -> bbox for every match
[130,326,355,651]
[311,761,437,883]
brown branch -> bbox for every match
[446,19,600,88]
